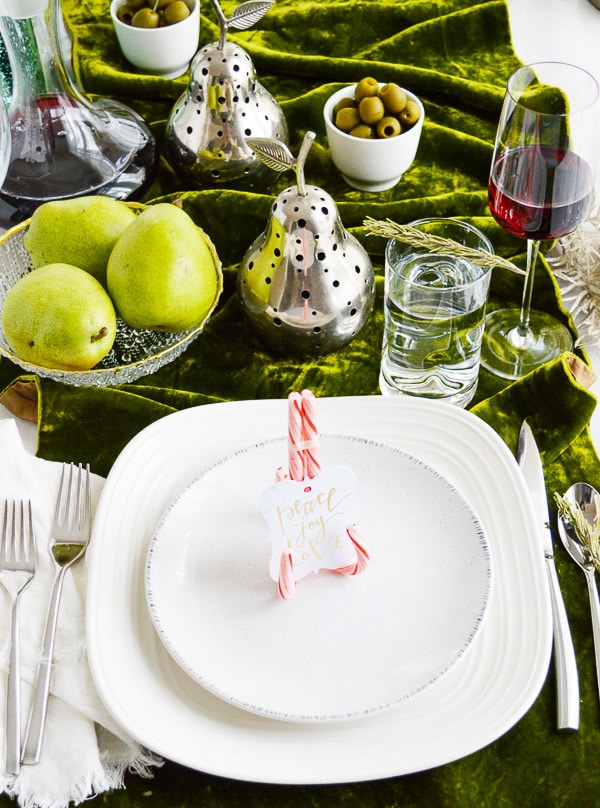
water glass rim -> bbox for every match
[385,217,494,290]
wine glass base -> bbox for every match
[480,308,573,380]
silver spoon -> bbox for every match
[557,482,600,704]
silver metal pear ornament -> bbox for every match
[238,132,375,356]
[166,0,288,190]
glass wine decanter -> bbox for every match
[0,0,159,218]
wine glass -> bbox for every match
[480,62,599,380]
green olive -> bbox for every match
[349,124,376,139]
[162,0,190,22]
[358,95,384,125]
[398,99,421,127]
[333,97,357,118]
[335,106,361,133]
[153,0,173,8]
[131,7,160,26]
[354,77,380,103]
[379,83,408,114]
[128,0,146,8]
[376,116,402,138]
[116,2,136,23]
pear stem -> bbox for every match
[208,0,228,48]
[295,131,315,197]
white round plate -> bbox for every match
[145,434,492,722]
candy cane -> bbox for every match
[287,391,305,482]
[348,524,370,574]
[276,390,369,597]
[277,393,306,597]
[278,549,295,599]
[300,389,320,479]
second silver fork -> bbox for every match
[0,500,36,776]
[21,462,91,766]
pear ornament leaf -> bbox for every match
[249,131,315,196]
[246,138,295,173]
[228,0,275,30]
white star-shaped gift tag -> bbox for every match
[261,465,359,586]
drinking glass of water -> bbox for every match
[380,218,494,408]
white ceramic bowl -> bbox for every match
[110,0,200,79]
[323,83,425,192]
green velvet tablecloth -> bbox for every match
[2,0,600,805]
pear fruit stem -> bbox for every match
[295,131,315,197]
[208,0,228,48]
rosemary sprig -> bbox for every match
[362,216,526,276]
[554,491,600,572]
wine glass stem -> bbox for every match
[517,239,541,337]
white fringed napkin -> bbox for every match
[0,419,160,808]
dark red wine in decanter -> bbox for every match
[0,93,157,210]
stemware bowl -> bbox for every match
[480,61,599,380]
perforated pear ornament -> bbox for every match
[166,0,288,189]
[238,132,375,356]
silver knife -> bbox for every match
[518,419,579,730]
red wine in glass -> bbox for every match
[488,145,595,241]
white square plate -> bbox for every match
[86,395,551,784]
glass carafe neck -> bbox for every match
[1,11,64,101]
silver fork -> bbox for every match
[21,463,91,766]
[0,500,36,776]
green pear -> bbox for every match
[23,196,137,287]
[2,263,117,371]
[107,203,222,332]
